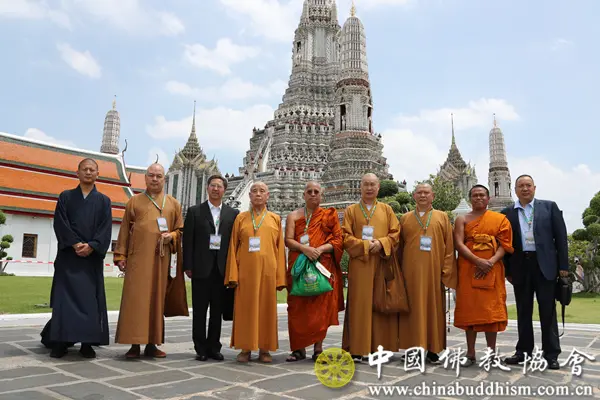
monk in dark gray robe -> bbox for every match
[42,158,112,358]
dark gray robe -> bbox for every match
[42,185,112,346]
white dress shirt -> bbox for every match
[209,201,222,232]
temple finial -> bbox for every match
[451,113,455,145]
[191,100,196,135]
[350,0,356,17]
[493,113,497,127]
[112,95,116,110]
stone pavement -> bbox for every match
[1,312,600,400]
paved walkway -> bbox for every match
[0,311,600,400]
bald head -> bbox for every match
[145,163,165,194]
[415,182,433,192]
[360,172,380,202]
[304,180,322,208]
[413,183,434,209]
[249,181,270,208]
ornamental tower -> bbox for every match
[321,2,392,208]
[487,114,513,211]
[437,114,477,199]
[224,0,342,214]
[100,96,120,154]
[166,101,220,217]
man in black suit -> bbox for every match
[501,174,569,370]
[183,174,239,361]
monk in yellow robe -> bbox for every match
[453,184,513,365]
[342,173,401,359]
[113,163,188,358]
[284,181,344,362]
[398,183,457,363]
[225,181,286,363]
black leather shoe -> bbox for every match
[196,353,208,361]
[547,359,560,370]
[80,344,96,359]
[208,351,224,361]
[50,345,68,358]
[504,353,525,365]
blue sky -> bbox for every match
[1,0,598,232]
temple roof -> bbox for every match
[441,114,467,171]
[125,166,146,193]
[180,101,202,160]
[0,132,135,222]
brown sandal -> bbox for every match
[125,345,140,359]
[237,351,251,363]
[259,352,272,363]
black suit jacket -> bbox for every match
[183,201,239,279]
[501,199,569,283]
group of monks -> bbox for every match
[43,157,569,371]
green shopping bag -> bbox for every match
[290,253,333,296]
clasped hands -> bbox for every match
[474,257,493,279]
[302,245,325,261]
[160,232,173,244]
[73,242,93,257]
[368,239,383,254]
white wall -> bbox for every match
[0,214,122,277]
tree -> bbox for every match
[568,192,600,293]
[413,174,462,212]
[377,180,399,198]
[0,210,14,276]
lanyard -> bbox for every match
[359,200,377,224]
[145,191,166,216]
[414,208,433,233]
[519,206,534,229]
[304,207,313,233]
[251,208,267,234]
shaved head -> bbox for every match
[249,181,269,208]
[304,181,322,191]
[250,181,268,192]
[361,173,379,184]
[147,163,165,175]
[415,182,433,192]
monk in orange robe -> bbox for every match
[342,173,401,359]
[113,163,188,358]
[453,184,513,365]
[225,181,286,363]
[284,181,344,362]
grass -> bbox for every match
[506,292,600,324]
[0,276,347,314]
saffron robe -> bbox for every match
[286,207,344,351]
[454,210,514,332]
[341,202,401,356]
[44,185,112,345]
[225,210,286,351]
[398,209,457,353]
[113,192,187,345]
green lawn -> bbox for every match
[0,276,347,314]
[507,292,600,324]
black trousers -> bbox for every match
[513,252,561,360]
[192,262,225,355]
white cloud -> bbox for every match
[218,0,301,43]
[23,128,76,147]
[183,38,260,75]
[165,78,287,102]
[60,0,184,36]
[382,98,593,233]
[147,147,171,170]
[56,42,102,79]
[551,38,573,51]
[395,98,520,141]
[0,0,71,28]
[146,104,275,156]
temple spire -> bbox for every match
[191,100,196,135]
[451,113,455,145]
[350,0,356,17]
[112,95,116,110]
[493,112,497,128]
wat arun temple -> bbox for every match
[222,0,392,215]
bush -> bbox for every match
[387,201,401,213]
[583,215,599,227]
[572,229,589,241]
[586,223,600,239]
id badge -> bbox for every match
[249,237,261,252]
[525,230,534,246]
[209,234,221,250]
[420,235,432,252]
[157,217,169,232]
[362,225,374,240]
[300,234,310,245]
[169,264,176,278]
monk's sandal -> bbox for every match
[237,351,251,363]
